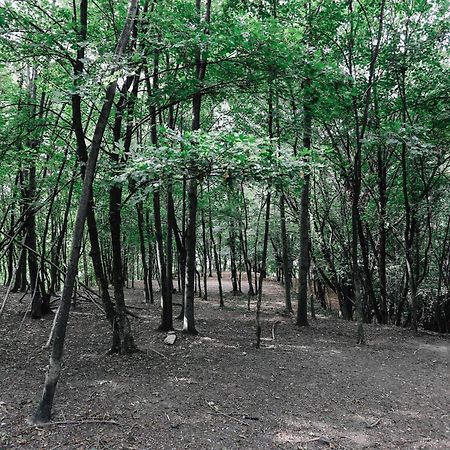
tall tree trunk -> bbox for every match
[227,181,239,295]
[182,0,211,334]
[255,192,271,348]
[25,71,44,318]
[154,188,172,331]
[183,170,198,335]
[201,207,208,300]
[207,185,224,307]
[357,218,382,323]
[297,74,312,327]
[32,0,138,423]
[108,77,138,353]
[109,181,137,353]
[399,65,418,333]
[240,183,255,296]
[280,193,292,312]
[50,172,75,296]
[71,0,117,344]
[136,201,150,303]
[374,86,388,324]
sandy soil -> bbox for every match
[0,278,449,449]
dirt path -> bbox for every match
[0,278,449,449]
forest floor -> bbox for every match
[0,277,449,450]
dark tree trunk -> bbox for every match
[183,0,211,333]
[32,0,138,423]
[207,185,223,307]
[109,180,137,353]
[240,183,254,296]
[70,0,117,343]
[280,193,292,312]
[183,171,198,334]
[165,182,174,314]
[227,186,239,295]
[108,70,140,352]
[255,192,271,348]
[201,208,208,300]
[12,227,27,293]
[50,173,75,296]
[154,188,173,331]
[24,74,44,319]
[297,75,312,327]
[374,87,388,324]
[357,218,382,323]
[136,201,150,303]
[6,211,15,286]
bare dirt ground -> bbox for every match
[0,277,449,449]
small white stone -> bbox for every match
[164,334,177,345]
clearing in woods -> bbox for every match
[0,278,449,449]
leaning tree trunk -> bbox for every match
[255,192,271,349]
[32,0,138,423]
[71,0,118,346]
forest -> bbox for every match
[0,0,449,448]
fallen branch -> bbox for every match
[206,401,249,426]
[76,292,105,315]
[303,436,331,445]
[366,418,382,428]
[38,419,122,427]
[148,348,167,358]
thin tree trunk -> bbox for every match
[297,74,312,327]
[207,185,223,307]
[227,184,239,295]
[108,77,138,353]
[201,208,208,300]
[183,171,198,334]
[70,0,117,343]
[280,193,292,312]
[136,201,150,302]
[255,192,271,348]
[183,0,211,334]
[240,183,254,296]
[32,0,138,423]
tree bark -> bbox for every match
[32,0,138,423]
[182,0,211,334]
[255,192,271,348]
[280,193,292,313]
[297,74,312,327]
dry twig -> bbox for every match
[366,417,382,428]
[206,401,249,426]
[38,419,122,427]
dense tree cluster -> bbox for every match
[0,0,448,423]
